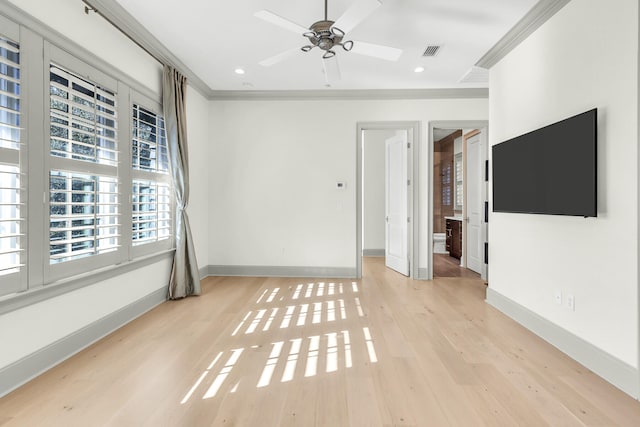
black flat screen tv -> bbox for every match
[492,109,597,217]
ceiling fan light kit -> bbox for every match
[254,0,402,82]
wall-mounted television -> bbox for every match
[492,109,597,217]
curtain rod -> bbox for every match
[81,0,164,66]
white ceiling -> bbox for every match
[114,0,538,91]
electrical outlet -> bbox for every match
[554,290,562,305]
[566,294,575,311]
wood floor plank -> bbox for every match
[1,257,639,426]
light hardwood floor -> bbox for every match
[1,257,639,426]
[433,254,480,279]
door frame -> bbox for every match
[356,121,420,279]
[428,121,488,280]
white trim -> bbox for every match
[427,121,488,280]
[210,88,488,101]
[0,286,166,398]
[486,288,640,399]
[205,265,357,279]
[0,10,18,40]
[357,122,421,280]
[476,0,571,69]
[363,249,385,257]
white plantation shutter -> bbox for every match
[49,65,117,166]
[454,153,463,210]
[49,171,119,263]
[47,62,121,277]
[131,97,172,256]
[0,33,25,296]
[132,104,168,173]
[442,162,452,207]
[132,180,171,244]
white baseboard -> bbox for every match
[486,288,639,399]
[362,249,385,257]
[205,265,357,279]
[0,287,167,398]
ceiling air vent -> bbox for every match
[422,45,442,57]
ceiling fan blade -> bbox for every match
[254,10,308,35]
[350,40,402,61]
[259,47,300,67]
[322,56,342,85]
[332,0,381,34]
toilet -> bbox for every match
[433,233,447,254]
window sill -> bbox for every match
[0,249,175,316]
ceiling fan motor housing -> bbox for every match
[305,20,343,51]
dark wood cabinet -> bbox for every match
[445,218,462,259]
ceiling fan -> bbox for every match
[254,0,402,83]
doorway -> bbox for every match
[428,121,488,280]
[356,122,420,279]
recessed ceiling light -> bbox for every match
[414,66,425,73]
[234,68,245,75]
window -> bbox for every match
[131,100,171,255]
[454,152,463,210]
[0,32,24,296]
[0,18,172,301]
[48,64,121,274]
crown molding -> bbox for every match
[208,88,488,101]
[476,0,571,69]
[82,0,211,98]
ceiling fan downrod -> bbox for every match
[301,0,353,59]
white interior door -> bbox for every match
[385,131,409,276]
[465,129,486,275]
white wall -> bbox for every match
[489,0,638,369]
[363,129,396,252]
[185,86,210,271]
[208,98,488,271]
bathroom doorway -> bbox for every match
[429,122,488,279]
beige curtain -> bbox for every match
[162,65,200,299]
